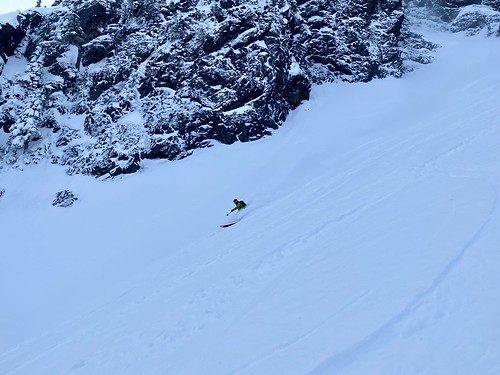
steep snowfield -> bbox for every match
[1,29,500,374]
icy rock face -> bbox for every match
[0,0,404,176]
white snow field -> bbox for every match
[1,29,500,375]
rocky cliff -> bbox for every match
[1,0,489,176]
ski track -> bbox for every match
[1,30,500,375]
[228,291,371,375]
[308,184,498,375]
[1,117,494,373]
[184,115,494,374]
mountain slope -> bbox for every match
[1,29,500,374]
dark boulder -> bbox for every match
[0,22,24,63]
[81,38,113,66]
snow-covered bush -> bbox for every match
[52,190,78,207]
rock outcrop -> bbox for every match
[1,0,406,176]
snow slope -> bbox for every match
[1,29,500,374]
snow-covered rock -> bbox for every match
[451,4,500,34]
[52,189,78,207]
[410,0,500,31]
[1,0,408,176]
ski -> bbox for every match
[220,223,237,228]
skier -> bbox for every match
[227,199,246,215]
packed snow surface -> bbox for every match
[1,29,500,374]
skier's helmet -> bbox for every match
[233,199,238,204]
